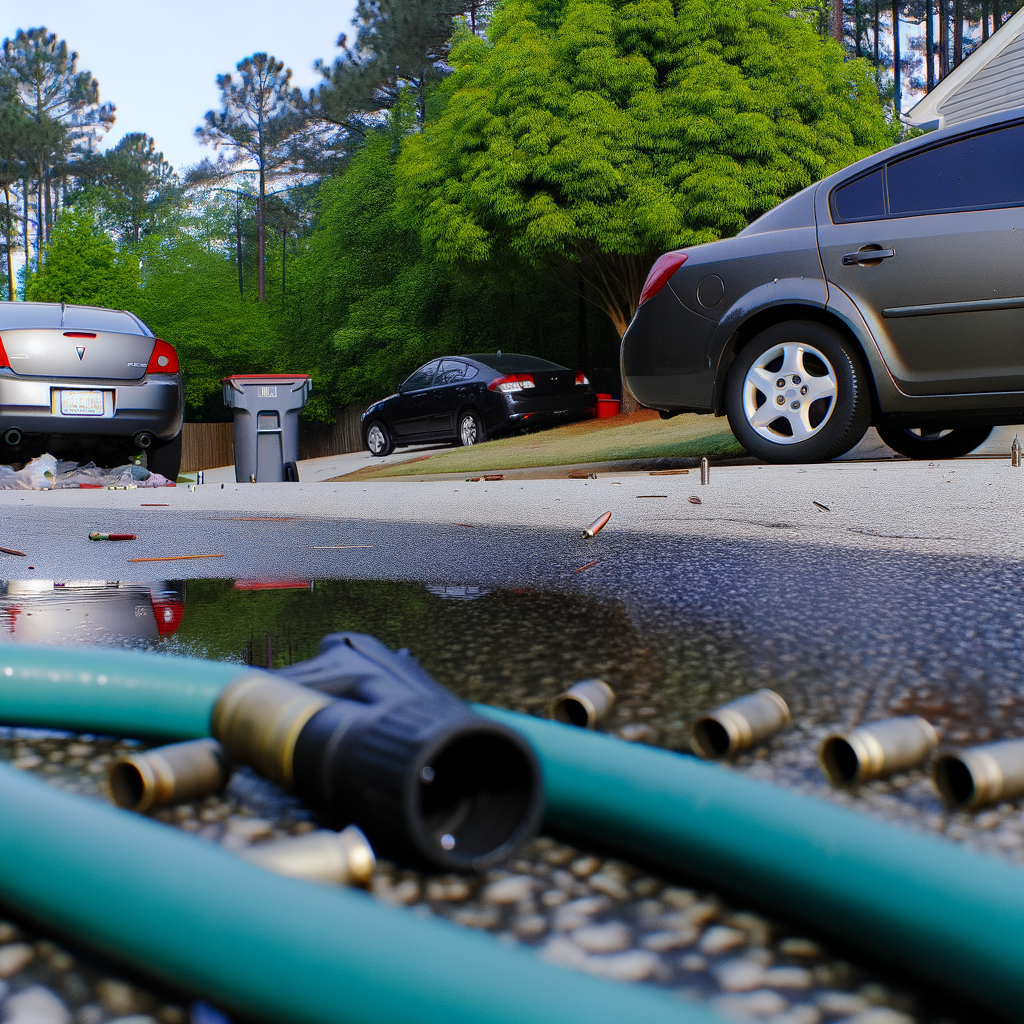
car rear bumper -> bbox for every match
[0,373,184,441]
[502,389,597,423]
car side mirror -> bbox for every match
[394,381,405,394]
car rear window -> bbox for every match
[0,303,150,336]
[468,353,566,373]
[831,168,886,223]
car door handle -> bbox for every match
[842,249,896,266]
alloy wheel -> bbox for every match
[741,342,838,445]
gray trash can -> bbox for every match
[222,374,312,483]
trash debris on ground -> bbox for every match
[692,689,791,759]
[582,512,611,538]
[549,679,616,729]
[483,474,504,481]
[0,454,174,490]
[127,554,225,563]
[454,523,474,528]
[88,533,136,542]
[649,469,689,475]
[700,456,710,484]
[813,501,830,512]
[568,470,597,479]
[688,496,702,505]
[0,546,25,557]
[635,495,667,499]
[1013,435,1021,467]
[574,560,599,573]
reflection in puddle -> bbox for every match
[0,580,184,647]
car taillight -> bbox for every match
[150,594,184,636]
[145,338,179,374]
[0,336,9,369]
[575,372,589,385]
[488,374,536,393]
[638,252,688,307]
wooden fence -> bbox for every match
[180,404,367,472]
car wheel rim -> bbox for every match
[742,342,838,446]
[460,416,477,446]
[367,425,386,454]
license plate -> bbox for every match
[60,390,104,416]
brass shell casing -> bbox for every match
[819,716,939,786]
[933,738,1024,809]
[240,825,375,888]
[548,679,616,729]
[211,674,331,789]
[692,689,790,759]
[108,738,230,813]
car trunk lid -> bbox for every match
[0,329,155,381]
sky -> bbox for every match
[8,0,360,173]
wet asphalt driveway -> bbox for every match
[0,457,1022,1023]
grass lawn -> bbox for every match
[337,411,746,479]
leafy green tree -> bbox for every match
[196,54,305,302]
[1,28,115,260]
[24,203,135,307]
[398,0,895,404]
[74,133,177,243]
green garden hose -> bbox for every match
[1,643,1022,1017]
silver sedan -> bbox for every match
[0,302,183,479]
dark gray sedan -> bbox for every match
[623,107,1024,462]
[0,302,183,478]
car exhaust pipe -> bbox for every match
[691,688,790,759]
[107,738,230,813]
[933,739,1024,809]
[549,679,615,729]
[134,431,154,449]
[211,633,544,871]
[3,428,22,446]
[819,716,939,786]
[239,825,376,888]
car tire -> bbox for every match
[876,424,992,460]
[365,420,394,457]
[147,432,181,481]
[457,409,486,447]
[725,321,871,464]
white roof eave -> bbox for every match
[901,5,1024,129]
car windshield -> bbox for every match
[468,353,566,373]
[0,303,150,336]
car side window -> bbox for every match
[436,360,469,386]
[831,168,886,223]
[887,122,1024,217]
[403,361,439,390]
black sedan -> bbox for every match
[622,106,1024,463]
[361,353,596,456]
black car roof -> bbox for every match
[465,353,568,373]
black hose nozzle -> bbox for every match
[212,633,543,871]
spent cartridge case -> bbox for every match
[240,825,375,887]
[548,679,615,729]
[819,716,939,786]
[933,738,1024,809]
[692,689,790,759]
[108,738,230,813]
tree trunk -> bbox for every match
[983,0,990,41]
[236,201,244,299]
[257,166,266,303]
[994,0,1002,30]
[892,0,902,114]
[21,179,28,277]
[926,0,935,91]
[873,0,880,74]
[576,277,589,376]
[3,187,12,301]
[953,0,962,66]
[855,0,862,55]
[939,0,949,79]
[832,0,844,43]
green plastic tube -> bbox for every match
[0,761,717,1024]
[0,644,241,738]
[2,644,1022,1016]
[477,707,1024,1018]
